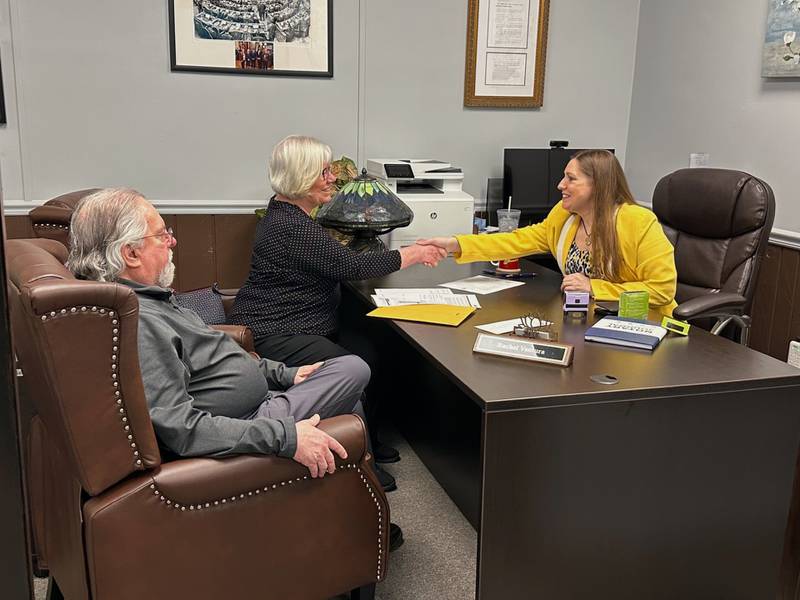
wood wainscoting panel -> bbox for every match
[5,216,33,240]
[771,248,800,360]
[214,214,258,289]
[751,244,800,361]
[172,215,216,292]
[751,245,782,356]
[791,260,800,362]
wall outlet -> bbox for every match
[689,153,710,168]
[789,340,800,369]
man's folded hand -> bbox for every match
[293,414,347,478]
[293,361,324,385]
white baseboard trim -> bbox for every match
[2,198,267,216]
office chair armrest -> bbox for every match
[210,324,255,353]
[148,414,369,504]
[673,292,747,321]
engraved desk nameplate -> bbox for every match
[473,333,573,367]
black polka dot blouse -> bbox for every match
[228,198,401,338]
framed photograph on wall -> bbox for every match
[762,0,800,77]
[168,0,333,77]
[464,0,550,108]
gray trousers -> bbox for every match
[255,355,369,426]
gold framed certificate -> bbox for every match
[464,0,550,108]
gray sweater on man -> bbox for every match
[123,280,299,458]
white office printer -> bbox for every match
[366,159,474,250]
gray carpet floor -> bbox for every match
[375,429,477,600]
[33,429,477,600]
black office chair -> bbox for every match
[652,168,775,346]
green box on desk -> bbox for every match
[619,291,649,320]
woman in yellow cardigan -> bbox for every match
[419,149,678,315]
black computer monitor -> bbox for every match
[500,147,615,227]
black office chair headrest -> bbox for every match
[652,168,772,239]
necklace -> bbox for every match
[581,219,592,247]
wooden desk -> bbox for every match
[342,260,800,600]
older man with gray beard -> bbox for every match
[66,188,372,478]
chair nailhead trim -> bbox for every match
[147,463,386,579]
[33,223,69,230]
[39,307,142,469]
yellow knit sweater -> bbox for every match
[455,201,677,315]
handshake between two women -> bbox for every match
[396,237,453,269]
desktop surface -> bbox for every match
[347,259,800,411]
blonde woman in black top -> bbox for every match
[229,135,444,362]
[229,135,445,495]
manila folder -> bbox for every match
[367,304,475,327]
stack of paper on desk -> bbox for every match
[439,275,525,295]
[371,288,481,308]
[367,304,476,326]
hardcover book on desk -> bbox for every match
[584,316,667,351]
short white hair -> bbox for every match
[269,135,332,199]
[67,188,149,282]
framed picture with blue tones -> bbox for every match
[168,0,333,78]
[763,0,800,77]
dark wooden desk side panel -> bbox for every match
[3,214,257,292]
[479,387,800,600]
[338,284,484,527]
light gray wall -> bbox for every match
[2,0,361,207]
[363,0,642,202]
[0,0,24,204]
[0,0,641,212]
[626,0,800,237]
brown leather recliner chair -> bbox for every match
[28,188,100,247]
[7,238,389,600]
[652,168,775,346]
[24,193,256,580]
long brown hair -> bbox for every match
[571,150,636,281]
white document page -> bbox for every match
[439,275,525,295]
[487,0,529,48]
[372,291,481,308]
[374,288,454,296]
